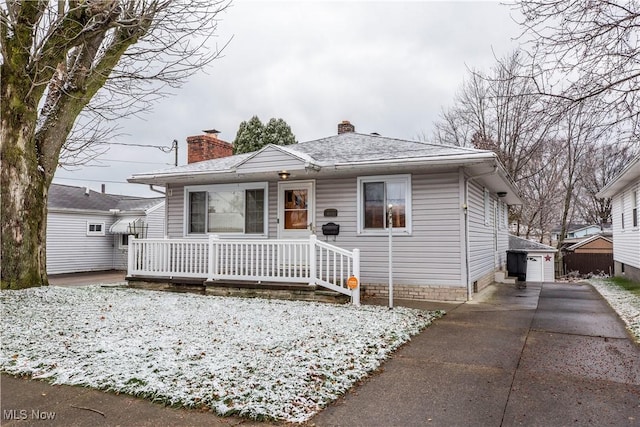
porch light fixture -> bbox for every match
[497,192,507,198]
[278,170,290,180]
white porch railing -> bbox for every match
[128,235,360,305]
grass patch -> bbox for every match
[609,276,640,296]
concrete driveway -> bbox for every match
[2,280,639,426]
[312,282,640,426]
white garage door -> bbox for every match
[526,255,543,282]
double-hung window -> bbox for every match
[357,174,411,234]
[185,182,268,236]
[621,193,625,230]
[632,190,638,228]
[86,222,105,236]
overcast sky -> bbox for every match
[52,1,523,197]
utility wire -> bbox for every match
[107,141,174,153]
[53,177,133,184]
[97,158,172,165]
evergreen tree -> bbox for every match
[233,116,297,154]
[263,118,297,147]
[233,116,265,154]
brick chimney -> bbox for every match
[338,120,355,134]
[187,129,233,164]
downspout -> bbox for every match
[463,176,471,301]
[148,185,165,195]
[163,184,169,238]
[463,163,498,301]
[147,184,168,238]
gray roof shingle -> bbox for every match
[48,184,163,213]
[509,235,557,252]
[130,133,494,178]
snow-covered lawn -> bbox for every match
[588,278,640,343]
[1,286,442,423]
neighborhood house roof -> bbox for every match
[597,155,640,198]
[509,235,558,253]
[128,132,522,205]
[49,184,164,213]
[565,235,613,252]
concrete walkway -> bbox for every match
[48,270,126,287]
[2,281,639,426]
[312,282,640,426]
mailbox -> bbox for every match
[321,222,340,236]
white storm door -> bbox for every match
[277,181,315,239]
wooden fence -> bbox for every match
[562,252,613,276]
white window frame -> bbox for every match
[621,192,625,230]
[183,182,269,237]
[356,174,412,235]
[86,221,105,236]
[498,201,505,230]
[632,189,638,229]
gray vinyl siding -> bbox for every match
[46,212,116,274]
[167,185,186,238]
[145,202,166,238]
[611,179,640,269]
[167,171,465,286]
[467,181,499,282]
[314,172,464,286]
[496,201,509,269]
[167,170,520,287]
[236,147,306,174]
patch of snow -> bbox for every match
[588,279,640,343]
[0,286,443,422]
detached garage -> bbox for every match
[508,235,557,283]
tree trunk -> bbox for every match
[1,85,50,289]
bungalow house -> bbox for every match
[597,155,640,282]
[127,121,522,302]
[47,183,165,275]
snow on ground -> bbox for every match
[588,279,640,343]
[0,286,443,423]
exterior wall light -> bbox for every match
[278,171,290,180]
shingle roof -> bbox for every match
[509,235,557,252]
[48,184,163,213]
[130,133,493,177]
[291,133,488,164]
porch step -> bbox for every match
[205,280,350,304]
[494,271,517,285]
[125,276,350,304]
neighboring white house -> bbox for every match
[550,223,609,242]
[127,122,522,302]
[47,184,165,275]
[597,155,640,282]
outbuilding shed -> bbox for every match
[508,235,556,283]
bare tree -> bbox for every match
[578,141,638,224]
[517,139,564,242]
[1,1,230,289]
[433,50,556,181]
[514,0,640,138]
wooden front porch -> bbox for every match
[127,235,361,305]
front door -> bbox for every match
[278,180,315,239]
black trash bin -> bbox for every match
[507,251,527,282]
